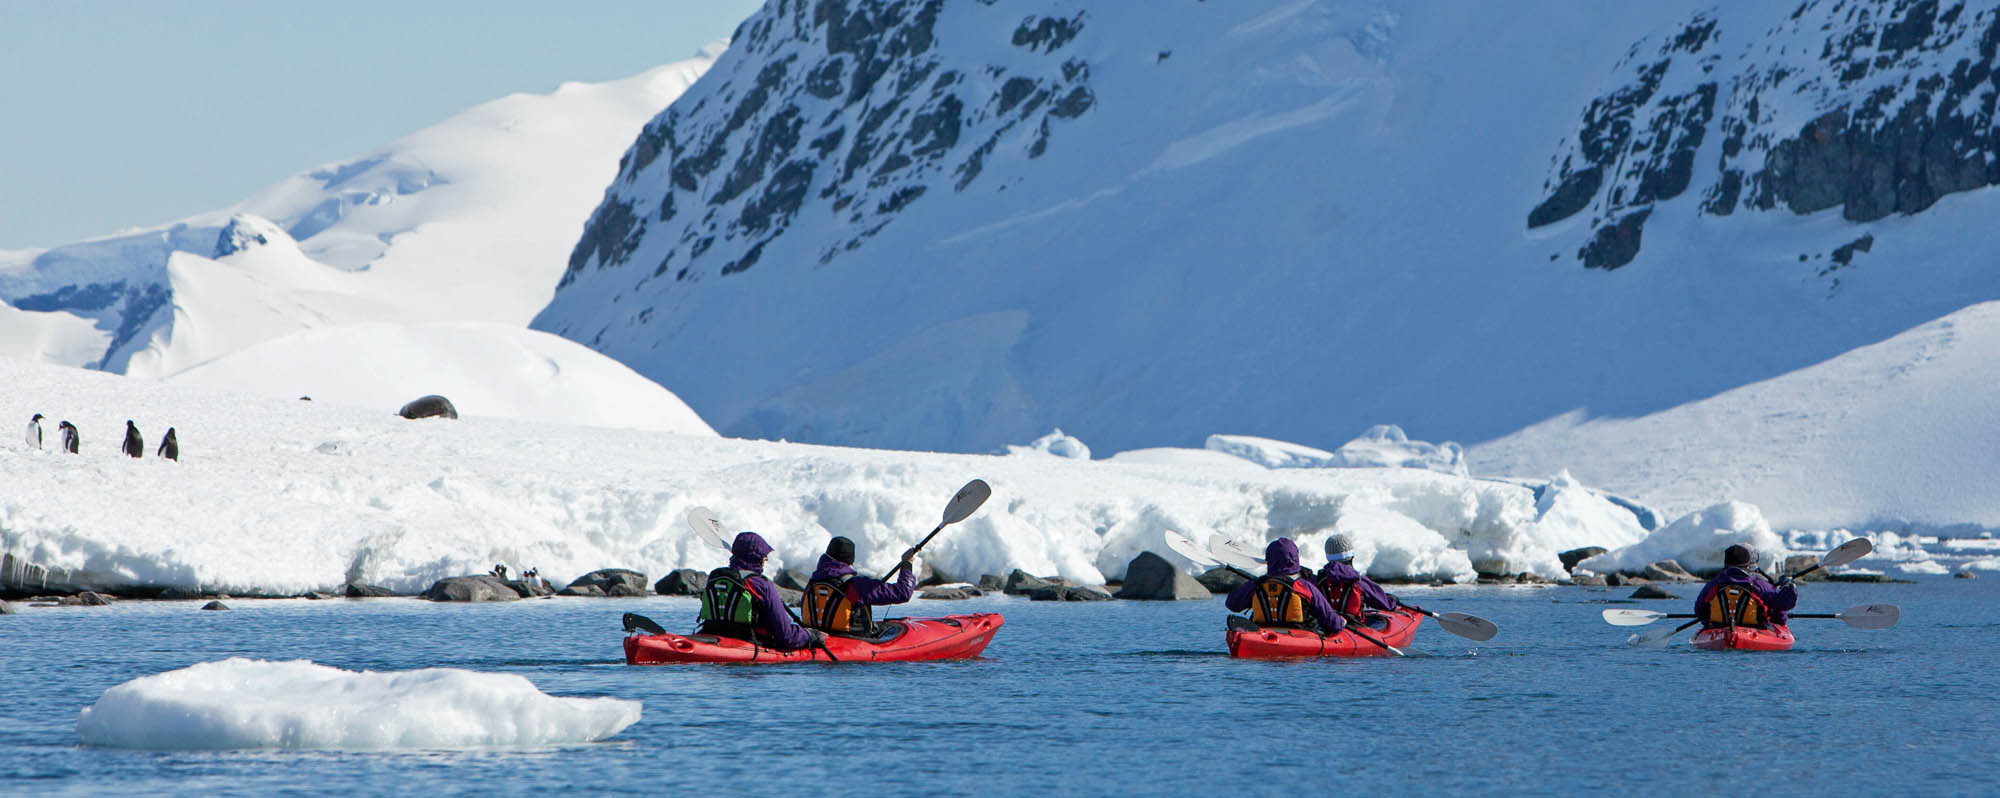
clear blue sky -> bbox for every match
[0,1,763,250]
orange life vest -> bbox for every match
[1703,584,1769,628]
[802,573,874,636]
[1250,575,1320,631]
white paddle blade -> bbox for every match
[1817,538,1875,570]
[1602,608,1669,627]
[1435,612,1499,641]
[1837,603,1900,629]
[1163,531,1219,566]
[1206,537,1264,571]
[939,479,992,525]
[684,506,733,550]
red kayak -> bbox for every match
[1226,607,1423,658]
[624,614,1003,664]
[1691,624,1794,651]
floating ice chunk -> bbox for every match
[1008,428,1091,459]
[76,658,640,750]
[1581,502,1783,574]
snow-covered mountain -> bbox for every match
[0,46,721,378]
[538,0,2000,531]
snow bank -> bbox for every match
[2,356,1656,592]
[1007,428,1090,459]
[76,658,639,750]
[1579,502,1784,574]
[1207,426,1467,475]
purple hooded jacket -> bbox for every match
[1694,566,1798,626]
[725,532,816,650]
[1315,559,1400,614]
[809,554,917,606]
[1226,539,1345,633]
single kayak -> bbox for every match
[624,613,1003,664]
[1226,607,1423,658]
[1691,624,1795,651]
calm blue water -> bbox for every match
[2,578,1994,796]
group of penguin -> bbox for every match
[25,414,178,461]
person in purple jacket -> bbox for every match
[1314,534,1420,629]
[696,531,821,650]
[1226,538,1345,634]
[1694,544,1798,628]
[801,536,918,637]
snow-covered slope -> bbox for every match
[537,1,2000,532]
[0,47,720,377]
[166,322,717,434]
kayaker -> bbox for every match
[697,531,822,650]
[801,536,919,637]
[1314,534,1418,629]
[1693,544,1798,629]
[1226,538,1345,634]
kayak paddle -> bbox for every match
[1603,603,1900,630]
[882,479,992,581]
[1181,532,1415,657]
[1210,536,1498,642]
[1785,537,1874,581]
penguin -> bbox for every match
[156,427,179,461]
[122,420,143,458]
[25,413,42,450]
[57,421,79,454]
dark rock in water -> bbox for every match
[157,586,207,600]
[775,570,807,591]
[778,586,803,607]
[69,591,112,606]
[1825,573,1912,584]
[1004,569,1054,595]
[1570,573,1609,587]
[422,575,521,602]
[1559,547,1609,573]
[917,561,946,586]
[919,586,981,600]
[1629,585,1681,600]
[301,592,335,600]
[505,579,555,598]
[0,601,15,614]
[977,574,1005,591]
[1642,560,1699,582]
[560,568,649,597]
[344,583,400,598]
[1197,566,1248,594]
[654,568,708,595]
[397,394,458,420]
[1955,570,1978,580]
[1028,585,1112,602]
[1782,555,1831,582]
[1606,573,1650,587]
[1114,551,1210,601]
[201,601,229,611]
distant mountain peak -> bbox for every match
[212,214,293,259]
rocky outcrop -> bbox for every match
[422,575,521,602]
[1113,551,1211,600]
[654,568,709,595]
[1956,569,1979,579]
[398,394,458,420]
[1559,546,1610,573]
[201,601,229,611]
[1641,560,1700,582]
[976,574,1005,591]
[343,583,401,598]
[1629,584,1681,600]
[506,579,556,598]
[1532,1,2000,271]
[1197,567,1248,594]
[775,570,807,591]
[1028,585,1112,602]
[560,569,649,597]
[1003,569,1059,595]
[919,586,981,600]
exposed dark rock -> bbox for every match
[919,586,981,600]
[976,574,1005,591]
[1570,573,1609,587]
[1629,584,1681,600]
[1606,573,1651,587]
[397,394,458,420]
[0,601,15,615]
[1559,547,1609,573]
[1641,560,1699,582]
[778,586,803,607]
[1003,569,1053,595]
[1781,555,1831,582]
[1197,567,1248,594]
[1113,551,1212,600]
[775,570,807,591]
[1829,234,1874,267]
[506,579,556,598]
[201,601,229,611]
[654,568,708,595]
[343,583,401,598]
[560,569,649,597]
[1825,572,1913,583]
[422,575,521,602]
[1579,209,1651,270]
[157,586,209,600]
[301,592,335,600]
[70,591,112,606]
[1955,570,1978,579]
[1029,585,1112,601]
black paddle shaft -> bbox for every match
[882,521,949,581]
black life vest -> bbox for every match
[1250,574,1322,632]
[802,573,874,636]
[1703,583,1769,628]
[698,567,761,639]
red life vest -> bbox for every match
[1316,573,1367,619]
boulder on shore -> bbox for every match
[62,591,112,606]
[1114,551,1211,600]
[1569,573,1609,587]
[506,578,555,598]
[398,394,458,420]
[1606,573,1650,587]
[1197,567,1248,593]
[1629,584,1681,600]
[201,601,229,611]
[1782,555,1831,582]
[422,575,521,602]
[1641,560,1699,582]
[1028,585,1113,602]
[919,586,981,600]
[977,574,1006,591]
[343,583,401,598]
[775,570,807,591]
[1004,570,1054,595]
[1955,570,1979,580]
[654,569,709,595]
[560,569,648,597]
[1559,546,1608,573]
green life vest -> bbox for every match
[698,568,759,637]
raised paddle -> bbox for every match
[683,506,839,661]
[1209,537,1499,642]
[1186,533,1417,657]
[1603,603,1900,630]
[881,479,992,581]
[1784,537,1874,581]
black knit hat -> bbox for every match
[827,536,857,565]
[1723,544,1757,567]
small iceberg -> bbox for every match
[76,658,640,750]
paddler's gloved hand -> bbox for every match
[900,546,920,565]
[1778,577,1797,589]
[808,629,828,646]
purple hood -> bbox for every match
[730,532,773,572]
[811,554,855,581]
[1265,539,1302,576]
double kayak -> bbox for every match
[1691,623,1795,651]
[1226,607,1423,658]
[624,613,1003,664]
